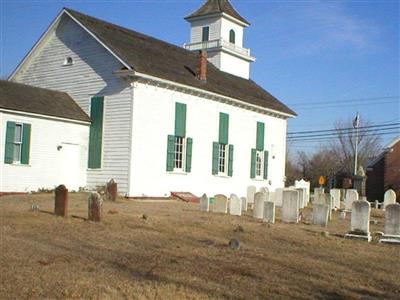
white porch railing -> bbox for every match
[184,38,251,56]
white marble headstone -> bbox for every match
[312,203,329,226]
[241,197,248,212]
[274,188,284,207]
[247,186,256,205]
[384,203,400,236]
[314,188,325,204]
[213,194,228,213]
[330,189,341,210]
[282,190,300,223]
[295,179,310,205]
[200,193,209,212]
[253,192,266,219]
[350,200,370,234]
[296,188,306,209]
[384,189,396,210]
[229,194,242,216]
[263,201,275,224]
[345,189,359,211]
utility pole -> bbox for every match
[353,113,360,175]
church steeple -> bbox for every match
[184,0,255,79]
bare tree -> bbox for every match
[330,118,381,174]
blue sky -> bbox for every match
[1,0,399,152]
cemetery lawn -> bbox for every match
[1,194,399,300]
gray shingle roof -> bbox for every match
[185,0,250,25]
[66,8,296,116]
[0,80,91,122]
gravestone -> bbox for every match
[260,187,269,195]
[200,194,209,212]
[269,192,276,206]
[345,200,371,241]
[247,186,256,205]
[383,189,396,210]
[263,201,275,224]
[229,194,242,216]
[339,211,346,220]
[241,197,248,212]
[88,192,103,222]
[282,190,300,223]
[253,192,266,219]
[330,189,341,210]
[312,204,329,226]
[54,184,68,217]
[274,188,284,207]
[295,179,310,205]
[314,188,325,204]
[324,194,333,221]
[380,203,400,244]
[106,179,118,202]
[213,194,228,213]
[296,188,306,209]
[345,189,359,211]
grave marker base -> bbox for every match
[344,233,372,242]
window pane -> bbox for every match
[14,124,22,143]
[174,137,184,170]
[13,144,21,162]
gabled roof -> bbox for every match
[0,80,90,122]
[185,0,250,25]
[64,8,295,117]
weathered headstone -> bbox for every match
[106,179,118,202]
[345,200,371,241]
[88,192,103,222]
[200,194,209,212]
[312,203,329,226]
[213,194,228,213]
[54,184,68,217]
[263,201,275,224]
[380,203,400,244]
[253,192,266,219]
[269,192,276,206]
[314,188,325,204]
[296,188,306,209]
[345,189,359,211]
[229,194,242,216]
[330,189,341,210]
[282,190,300,223]
[274,188,284,207]
[324,194,333,221]
[339,211,346,220]
[241,197,248,212]
[295,179,311,205]
[383,189,396,210]
[247,186,256,205]
[259,187,269,195]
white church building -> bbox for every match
[2,0,296,197]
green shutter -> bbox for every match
[250,149,256,179]
[228,144,234,177]
[88,96,104,169]
[256,122,265,151]
[212,142,219,175]
[219,112,229,145]
[175,102,186,137]
[263,151,269,180]
[21,123,31,165]
[186,137,193,173]
[166,135,175,172]
[4,121,15,164]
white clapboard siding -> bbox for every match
[0,112,89,192]
[14,14,132,193]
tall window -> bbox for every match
[202,26,210,42]
[250,122,269,180]
[212,113,234,177]
[229,29,236,44]
[13,124,23,162]
[174,136,186,170]
[255,150,263,178]
[218,143,228,174]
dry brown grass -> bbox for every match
[0,193,399,300]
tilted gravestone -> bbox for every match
[383,189,396,210]
[282,190,300,223]
[345,200,371,241]
[263,201,275,224]
[200,194,209,212]
[241,197,248,212]
[330,189,341,210]
[54,184,68,217]
[274,188,284,207]
[88,192,103,222]
[247,186,256,205]
[106,179,118,202]
[345,189,359,211]
[312,204,329,227]
[380,203,400,244]
[213,194,228,214]
[253,192,266,219]
[229,194,242,216]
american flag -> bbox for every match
[352,113,360,128]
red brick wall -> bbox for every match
[366,156,385,201]
[385,140,400,202]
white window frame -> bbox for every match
[174,136,186,172]
[218,143,229,176]
[255,150,264,179]
[63,56,73,66]
[13,123,23,164]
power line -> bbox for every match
[287,122,400,135]
[287,131,399,143]
[290,96,399,107]
[294,100,398,110]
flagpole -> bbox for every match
[354,113,359,175]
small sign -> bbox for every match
[319,176,326,186]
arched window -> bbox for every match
[229,29,235,44]
[64,56,73,65]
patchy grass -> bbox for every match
[0,193,399,299]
